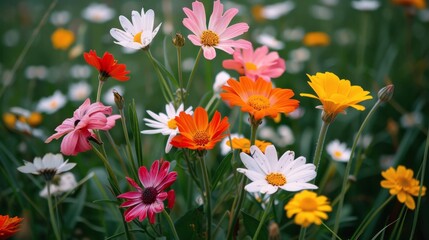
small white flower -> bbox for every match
[326,140,351,162]
[259,125,294,148]
[310,5,333,20]
[237,145,317,195]
[287,107,305,119]
[351,0,380,11]
[25,65,48,80]
[17,153,76,181]
[3,29,20,47]
[50,11,71,26]
[182,58,195,72]
[400,112,423,128]
[283,27,305,41]
[103,86,124,105]
[220,133,244,155]
[82,3,115,23]
[110,8,162,49]
[39,172,77,198]
[289,47,311,63]
[68,81,92,101]
[36,90,67,114]
[69,64,91,79]
[141,102,193,153]
[255,33,284,50]
[258,1,295,20]
[213,71,231,96]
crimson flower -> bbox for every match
[84,50,130,81]
[118,160,177,224]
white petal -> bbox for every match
[237,168,265,182]
[249,146,269,174]
[110,28,133,42]
[260,184,278,195]
[239,152,264,174]
[282,182,318,192]
[244,180,269,193]
[264,145,278,171]
[131,11,143,33]
[282,156,306,176]
[119,15,136,34]
[144,9,155,32]
[17,161,37,174]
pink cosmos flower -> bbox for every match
[45,98,120,156]
[183,0,251,60]
[222,45,286,82]
[118,160,177,224]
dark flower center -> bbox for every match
[74,120,80,127]
[141,187,158,204]
[42,169,58,181]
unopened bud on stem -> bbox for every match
[172,33,185,47]
[378,84,394,103]
[113,89,124,110]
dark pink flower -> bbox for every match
[45,98,120,156]
[222,45,286,82]
[118,160,177,224]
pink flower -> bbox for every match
[118,160,177,224]
[222,45,286,82]
[45,98,120,156]
[183,0,251,60]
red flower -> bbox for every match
[0,215,23,239]
[84,50,130,81]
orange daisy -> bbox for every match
[220,76,299,121]
[171,107,229,150]
[0,215,23,239]
[84,50,130,82]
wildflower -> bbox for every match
[351,0,381,11]
[172,33,185,47]
[68,81,92,101]
[255,33,285,50]
[259,125,295,147]
[103,86,124,105]
[7,107,42,127]
[284,190,332,227]
[222,45,286,82]
[51,28,75,50]
[303,32,330,47]
[171,107,229,151]
[213,71,231,96]
[220,133,243,155]
[17,153,76,181]
[82,3,115,23]
[381,165,426,210]
[300,72,373,123]
[310,5,334,20]
[377,84,394,103]
[25,65,48,80]
[83,50,130,82]
[237,145,317,194]
[182,0,251,60]
[39,172,77,198]
[220,77,299,121]
[326,140,351,162]
[226,137,272,154]
[141,102,193,153]
[118,160,177,223]
[110,8,162,49]
[45,98,121,156]
[0,215,23,239]
[400,111,423,128]
[50,11,71,26]
[36,90,67,114]
[251,2,295,22]
[392,0,426,9]
[69,64,91,79]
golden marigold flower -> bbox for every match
[392,0,426,9]
[0,214,23,239]
[381,165,426,210]
[303,32,330,47]
[51,28,75,50]
[220,77,299,121]
[300,72,372,122]
[284,190,332,227]
[226,137,272,154]
[171,107,229,150]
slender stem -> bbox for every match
[185,48,202,101]
[105,131,129,178]
[162,210,179,240]
[313,120,330,172]
[333,100,382,238]
[226,175,246,240]
[317,161,336,194]
[146,49,174,102]
[47,182,61,240]
[253,196,274,240]
[198,152,212,240]
[91,144,119,192]
[250,118,259,146]
[205,95,218,113]
[176,47,184,105]
[298,227,307,240]
[119,108,137,173]
[96,80,104,103]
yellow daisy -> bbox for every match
[284,190,332,227]
[300,72,373,122]
[381,165,426,210]
[226,137,272,154]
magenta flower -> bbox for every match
[222,45,286,82]
[183,0,251,60]
[45,98,120,156]
[118,160,177,224]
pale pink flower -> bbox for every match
[222,45,286,82]
[45,98,120,156]
[182,0,251,60]
[118,160,177,224]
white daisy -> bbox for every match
[213,71,231,97]
[82,3,115,23]
[68,81,92,101]
[25,65,48,80]
[36,90,67,114]
[17,153,76,181]
[50,11,71,26]
[326,140,351,162]
[39,172,77,198]
[69,64,91,79]
[259,125,295,148]
[237,145,317,195]
[351,0,380,11]
[141,102,193,153]
[110,8,162,49]
[255,33,284,50]
[258,1,295,20]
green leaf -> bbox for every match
[241,211,268,240]
[211,152,232,191]
[175,206,205,239]
[153,54,179,88]
[129,99,143,167]
[64,184,87,232]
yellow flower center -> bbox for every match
[50,100,58,109]
[27,112,42,127]
[397,176,412,189]
[3,113,17,129]
[247,95,270,111]
[251,5,265,22]
[334,151,343,158]
[167,119,177,129]
[201,30,219,47]
[300,197,318,211]
[193,130,210,146]
[245,62,258,71]
[134,31,143,43]
[265,173,286,186]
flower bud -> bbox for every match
[268,222,280,240]
[172,33,185,47]
[377,84,394,103]
[113,89,124,110]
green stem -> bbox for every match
[162,210,179,240]
[198,151,212,240]
[253,196,274,240]
[146,49,174,102]
[317,161,336,194]
[96,80,104,103]
[352,195,394,239]
[226,175,246,240]
[119,108,137,174]
[250,117,259,146]
[313,120,330,172]
[298,226,307,240]
[105,131,130,178]
[176,47,184,105]
[185,48,202,102]
[47,182,61,240]
[333,100,382,239]
[205,95,218,113]
[91,144,119,192]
